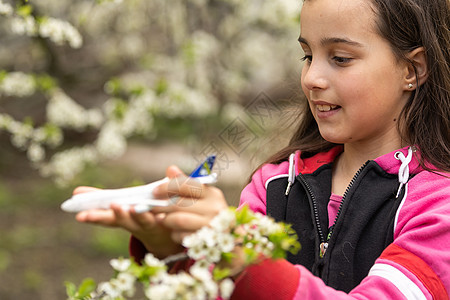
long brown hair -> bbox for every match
[262,0,450,172]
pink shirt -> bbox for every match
[328,193,343,226]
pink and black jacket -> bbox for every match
[232,146,450,299]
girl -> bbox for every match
[75,0,450,298]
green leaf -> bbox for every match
[243,247,258,264]
[64,281,77,297]
[0,70,7,83]
[104,78,122,96]
[213,267,231,281]
[221,251,236,263]
[235,205,255,225]
[129,85,145,96]
[181,40,196,66]
[16,5,33,17]
[154,78,168,96]
[77,278,97,298]
[110,98,128,120]
[35,74,57,92]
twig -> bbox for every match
[162,252,189,265]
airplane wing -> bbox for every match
[61,155,217,213]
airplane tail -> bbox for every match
[189,155,216,178]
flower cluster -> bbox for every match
[3,2,83,48]
[0,71,36,97]
[39,146,98,187]
[0,112,63,163]
[183,210,236,263]
[47,89,104,130]
[38,17,83,48]
[0,0,13,16]
[65,206,300,300]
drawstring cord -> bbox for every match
[394,147,413,198]
[285,153,295,196]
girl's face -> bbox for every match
[300,0,410,148]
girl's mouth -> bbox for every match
[317,104,340,112]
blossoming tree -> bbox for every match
[0,0,299,186]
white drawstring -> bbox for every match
[285,153,296,195]
[394,147,413,198]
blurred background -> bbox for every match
[0,0,303,298]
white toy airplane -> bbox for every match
[61,156,217,213]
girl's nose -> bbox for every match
[301,61,328,91]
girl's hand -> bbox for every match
[151,165,229,244]
[73,185,183,259]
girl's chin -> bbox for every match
[318,131,350,144]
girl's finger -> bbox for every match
[129,208,159,230]
[109,204,144,232]
[153,175,204,200]
[152,187,226,217]
[166,165,184,178]
[73,186,100,195]
[76,209,118,226]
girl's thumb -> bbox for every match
[166,165,185,178]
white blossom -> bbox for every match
[175,272,196,287]
[9,121,33,149]
[31,128,47,144]
[217,233,235,253]
[0,72,36,97]
[40,146,98,186]
[210,209,236,232]
[182,233,202,249]
[112,272,136,295]
[38,127,63,148]
[220,278,235,299]
[156,83,218,118]
[97,281,122,299]
[110,258,131,272]
[205,245,222,263]
[39,17,83,48]
[144,253,165,268]
[95,122,127,159]
[202,278,219,299]
[120,93,154,136]
[145,283,176,300]
[191,285,208,299]
[27,143,45,163]
[87,109,104,129]
[190,261,212,282]
[47,89,89,130]
[196,227,216,246]
[187,244,207,261]
[10,16,38,36]
[0,114,12,129]
[252,214,283,235]
[0,1,13,16]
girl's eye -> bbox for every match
[333,56,352,65]
[300,55,312,63]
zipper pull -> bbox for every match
[319,242,328,258]
[285,153,296,196]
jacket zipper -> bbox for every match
[298,174,326,249]
[299,161,369,259]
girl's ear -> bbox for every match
[404,46,429,90]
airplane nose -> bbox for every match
[61,199,76,212]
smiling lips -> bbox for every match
[317,104,339,112]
